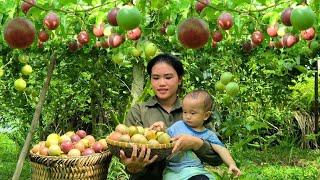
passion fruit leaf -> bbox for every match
[83,0,92,4]
[60,0,77,5]
[95,11,106,25]
[200,7,218,23]
[293,65,308,74]
[92,0,101,6]
[26,7,44,21]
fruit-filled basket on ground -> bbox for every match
[106,124,173,161]
[29,130,112,180]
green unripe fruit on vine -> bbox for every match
[225,82,240,96]
[215,81,225,92]
[130,47,142,57]
[18,54,29,64]
[112,52,125,65]
[220,72,233,85]
[290,6,316,30]
[144,42,157,58]
[310,40,319,51]
[14,78,27,91]
[0,68,4,77]
[277,26,286,37]
[21,64,32,75]
[166,25,176,36]
[116,6,142,30]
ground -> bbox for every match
[1,133,319,180]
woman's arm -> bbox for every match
[122,104,159,175]
[125,104,143,126]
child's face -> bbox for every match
[182,97,211,130]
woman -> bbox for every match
[120,54,222,180]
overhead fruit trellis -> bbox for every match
[1,0,319,179]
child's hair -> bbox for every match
[184,90,214,124]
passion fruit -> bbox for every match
[4,17,36,49]
[177,17,210,49]
[290,6,316,30]
[116,6,142,30]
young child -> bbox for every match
[151,90,241,180]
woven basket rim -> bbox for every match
[29,149,111,162]
[106,137,174,149]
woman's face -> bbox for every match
[151,62,182,101]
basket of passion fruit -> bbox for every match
[29,130,111,180]
[106,124,173,161]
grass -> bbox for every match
[1,132,319,180]
[0,133,31,180]
[207,146,320,179]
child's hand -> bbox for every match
[228,164,241,176]
[150,121,166,132]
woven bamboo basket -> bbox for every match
[106,138,173,162]
[29,150,112,180]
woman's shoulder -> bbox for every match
[130,97,155,109]
[135,97,158,107]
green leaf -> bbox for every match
[293,65,308,74]
[83,0,92,4]
[150,0,164,9]
[92,0,101,5]
[294,0,304,3]
[26,7,44,21]
[0,0,16,13]
[60,0,77,5]
[95,11,106,25]
[256,0,267,5]
[262,11,279,25]
[60,15,68,36]
[200,6,218,23]
[228,0,250,8]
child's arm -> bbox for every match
[211,144,241,176]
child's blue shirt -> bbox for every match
[166,120,224,172]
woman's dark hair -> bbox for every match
[147,53,184,77]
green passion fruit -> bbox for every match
[116,6,142,30]
[225,82,240,96]
[220,72,234,85]
[290,6,316,30]
[14,78,27,91]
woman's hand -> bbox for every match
[150,121,166,132]
[119,144,158,174]
[171,134,203,154]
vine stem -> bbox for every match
[21,0,115,14]
[195,0,291,25]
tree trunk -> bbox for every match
[12,53,57,180]
[131,63,145,106]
